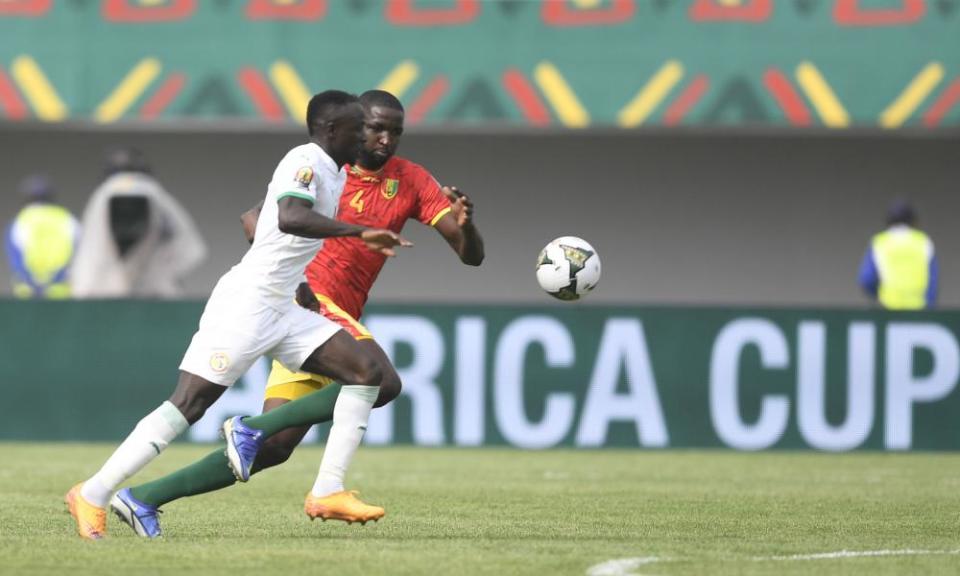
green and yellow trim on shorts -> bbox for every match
[264,292,372,401]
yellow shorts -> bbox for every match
[264,293,372,401]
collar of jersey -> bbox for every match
[349,164,385,183]
[307,142,342,175]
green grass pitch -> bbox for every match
[1,443,959,575]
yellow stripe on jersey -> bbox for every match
[316,293,373,338]
[429,206,452,227]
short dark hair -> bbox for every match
[886,199,916,226]
[359,90,404,113]
[19,174,54,201]
[306,90,360,136]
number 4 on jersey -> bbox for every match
[349,190,364,213]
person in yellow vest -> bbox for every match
[858,200,938,310]
[4,175,80,299]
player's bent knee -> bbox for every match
[374,372,402,408]
[168,395,210,425]
[169,373,228,424]
[349,358,382,388]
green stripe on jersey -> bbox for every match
[276,190,315,204]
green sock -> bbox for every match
[127,384,343,508]
[129,448,236,507]
[242,383,342,437]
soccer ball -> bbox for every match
[535,236,601,301]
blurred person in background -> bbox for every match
[858,200,938,310]
[70,148,207,298]
[4,175,80,299]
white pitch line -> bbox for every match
[754,549,960,561]
[586,557,663,576]
[586,549,960,573]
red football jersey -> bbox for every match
[305,156,452,319]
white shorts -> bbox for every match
[179,279,342,386]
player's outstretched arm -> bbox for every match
[240,200,264,244]
[436,186,484,266]
[278,196,412,256]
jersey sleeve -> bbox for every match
[927,251,939,307]
[275,152,319,205]
[5,221,32,288]
[412,165,453,226]
[857,246,879,299]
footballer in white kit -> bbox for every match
[67,90,409,540]
[179,142,347,385]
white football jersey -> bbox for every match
[225,142,346,308]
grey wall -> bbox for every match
[1,126,956,307]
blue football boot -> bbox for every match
[110,488,162,538]
[222,416,264,482]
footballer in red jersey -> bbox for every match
[241,90,483,474]
[303,155,458,325]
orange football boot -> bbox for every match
[65,483,106,540]
[304,490,384,525]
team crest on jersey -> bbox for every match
[382,178,399,199]
[294,167,314,188]
[210,352,230,374]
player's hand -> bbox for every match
[360,228,413,257]
[442,186,474,227]
[295,282,320,313]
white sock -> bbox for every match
[80,401,188,507]
[312,385,379,497]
